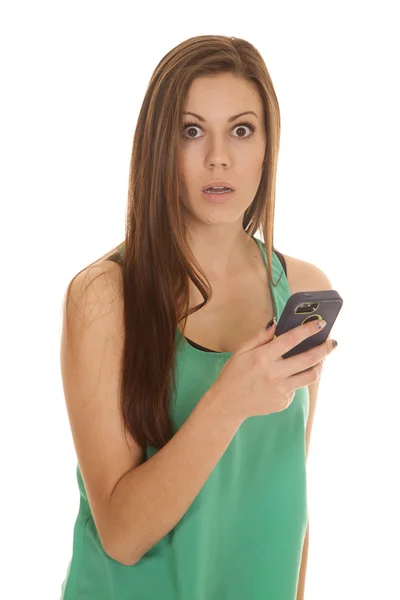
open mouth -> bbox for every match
[203,186,234,194]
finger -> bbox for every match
[270,318,326,361]
[279,337,333,379]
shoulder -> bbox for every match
[65,260,124,331]
[74,260,123,299]
[282,252,333,294]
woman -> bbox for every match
[60,34,337,600]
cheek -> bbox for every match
[177,152,196,184]
[179,144,197,162]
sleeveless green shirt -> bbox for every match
[60,236,309,599]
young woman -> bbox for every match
[59,34,337,600]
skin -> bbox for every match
[178,72,267,281]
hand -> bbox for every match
[209,319,337,425]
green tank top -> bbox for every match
[60,236,309,600]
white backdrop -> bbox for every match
[1,1,399,598]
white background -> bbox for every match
[1,1,399,598]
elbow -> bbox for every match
[100,503,143,566]
[101,528,142,566]
[103,541,142,567]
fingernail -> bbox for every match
[266,316,277,330]
[332,340,338,348]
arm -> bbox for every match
[296,522,309,600]
[296,339,322,600]
[296,373,318,600]
[61,261,242,570]
[108,389,241,565]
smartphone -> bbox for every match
[274,290,343,359]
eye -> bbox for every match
[181,121,256,140]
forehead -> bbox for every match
[183,74,263,120]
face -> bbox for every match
[178,73,267,231]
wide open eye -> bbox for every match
[181,121,256,140]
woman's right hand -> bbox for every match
[209,318,337,424]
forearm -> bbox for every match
[296,521,309,600]
[106,388,241,566]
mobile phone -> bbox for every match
[274,290,343,359]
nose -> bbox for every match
[209,161,228,169]
[204,134,232,170]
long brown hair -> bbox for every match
[62,34,281,452]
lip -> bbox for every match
[201,188,235,204]
[202,181,235,192]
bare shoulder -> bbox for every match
[74,259,123,299]
[66,259,124,332]
[282,253,333,294]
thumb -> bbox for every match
[235,317,277,355]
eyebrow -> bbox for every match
[183,111,259,123]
